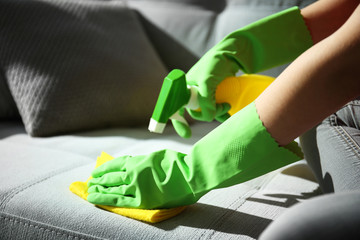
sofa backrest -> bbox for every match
[0,0,316,127]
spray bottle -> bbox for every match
[148,69,274,137]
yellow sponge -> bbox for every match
[69,152,186,223]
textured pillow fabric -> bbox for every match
[0,0,167,136]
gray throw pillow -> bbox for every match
[0,0,167,136]
[0,72,19,120]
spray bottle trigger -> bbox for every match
[170,110,192,138]
[185,85,200,110]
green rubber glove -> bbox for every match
[186,6,312,122]
[87,103,303,209]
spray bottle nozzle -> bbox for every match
[148,69,192,135]
[149,69,275,138]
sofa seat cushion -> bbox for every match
[0,122,320,239]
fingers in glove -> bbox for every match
[88,172,128,187]
[87,193,139,208]
[215,102,231,122]
[188,107,215,122]
[171,119,192,138]
[88,184,134,196]
[187,94,217,122]
[170,108,192,138]
[215,113,231,122]
[91,156,129,178]
[215,102,231,118]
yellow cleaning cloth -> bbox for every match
[69,152,187,223]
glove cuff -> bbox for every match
[222,6,313,73]
[186,102,303,198]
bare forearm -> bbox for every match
[255,4,360,146]
[301,0,360,44]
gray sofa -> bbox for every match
[1,0,318,239]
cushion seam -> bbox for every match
[0,160,92,211]
[2,140,96,157]
[0,212,102,240]
[194,188,259,240]
[194,170,283,240]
